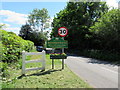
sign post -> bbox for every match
[62,37,64,69]
[47,27,68,69]
[52,48,54,69]
[58,27,68,69]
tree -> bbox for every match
[19,23,48,46]
[19,23,33,40]
[19,8,50,46]
[51,2,108,50]
[28,8,50,32]
[90,9,120,52]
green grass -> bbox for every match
[2,54,91,88]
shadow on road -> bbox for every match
[67,53,119,66]
[88,58,119,66]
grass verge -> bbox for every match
[2,54,91,88]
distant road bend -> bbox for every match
[65,55,118,88]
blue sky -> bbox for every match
[1,2,67,34]
[0,0,119,35]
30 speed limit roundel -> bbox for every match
[58,27,68,37]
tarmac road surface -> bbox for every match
[65,56,118,88]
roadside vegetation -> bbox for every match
[1,54,91,88]
[1,1,119,89]
[51,2,120,64]
[1,30,91,88]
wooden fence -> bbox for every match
[22,50,45,75]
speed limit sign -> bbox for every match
[58,27,68,37]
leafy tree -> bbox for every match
[90,9,120,52]
[19,23,33,40]
[30,31,48,46]
[28,8,50,32]
[19,8,50,46]
[52,2,108,50]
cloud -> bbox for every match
[0,23,11,27]
[4,27,20,35]
[0,10,27,25]
[106,0,118,8]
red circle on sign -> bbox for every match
[58,27,68,37]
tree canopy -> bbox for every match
[52,2,108,50]
[19,8,50,46]
[90,9,120,52]
[28,8,50,32]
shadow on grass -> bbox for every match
[17,69,62,79]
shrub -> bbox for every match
[0,30,34,63]
[1,62,10,78]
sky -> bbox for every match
[0,0,119,35]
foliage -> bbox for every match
[19,23,33,40]
[1,63,10,78]
[52,2,108,50]
[50,53,67,56]
[28,8,50,32]
[2,55,91,88]
[50,53,67,59]
[1,30,34,63]
[19,25,48,46]
[19,8,50,46]
[90,9,120,52]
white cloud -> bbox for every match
[1,0,68,2]
[106,0,118,8]
[0,10,27,25]
[0,23,11,27]
[4,27,20,35]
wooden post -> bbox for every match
[52,59,54,69]
[62,59,64,69]
[22,51,25,75]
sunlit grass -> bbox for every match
[2,54,92,88]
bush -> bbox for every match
[0,30,34,63]
[1,62,10,78]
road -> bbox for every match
[65,55,118,88]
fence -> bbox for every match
[22,50,46,75]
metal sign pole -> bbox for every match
[62,37,64,69]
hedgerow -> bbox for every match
[0,30,34,63]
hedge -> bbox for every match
[0,30,34,63]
